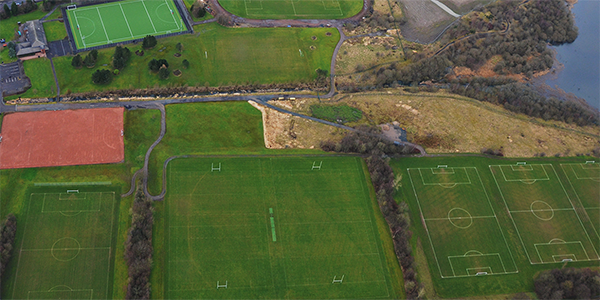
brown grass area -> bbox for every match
[335,38,404,75]
[268,90,599,157]
[248,100,346,149]
[450,55,526,82]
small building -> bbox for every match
[16,20,48,59]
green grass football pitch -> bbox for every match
[407,166,518,278]
[6,186,118,299]
[165,156,396,299]
[66,0,187,50]
[490,163,600,264]
[219,0,363,19]
[561,162,600,235]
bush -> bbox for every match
[310,104,363,123]
[182,59,189,69]
[91,69,112,85]
[191,2,206,18]
[142,35,157,49]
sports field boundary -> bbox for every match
[62,0,193,53]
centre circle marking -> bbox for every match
[447,207,473,229]
[530,201,554,221]
[51,237,81,262]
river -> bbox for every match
[543,0,600,109]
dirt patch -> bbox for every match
[248,100,346,149]
[0,107,125,169]
[174,53,182,57]
[173,69,182,77]
[311,36,317,40]
[309,45,316,50]
[135,50,144,56]
[397,0,456,43]
[326,32,332,36]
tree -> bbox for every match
[192,4,205,18]
[142,35,157,49]
[89,49,98,61]
[3,4,11,18]
[176,42,182,52]
[113,46,131,70]
[182,59,189,69]
[7,41,17,58]
[158,66,169,80]
[11,2,18,17]
[91,69,112,84]
[148,58,168,72]
[83,53,95,67]
[148,59,160,72]
[71,54,82,68]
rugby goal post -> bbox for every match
[312,161,322,170]
[332,275,344,284]
[216,281,228,289]
[211,163,221,172]
[66,4,77,10]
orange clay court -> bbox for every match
[0,107,124,169]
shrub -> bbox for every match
[182,59,189,69]
[113,46,131,70]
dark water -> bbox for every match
[544,0,600,109]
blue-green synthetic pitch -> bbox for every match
[165,156,397,299]
[6,186,118,299]
[66,0,186,49]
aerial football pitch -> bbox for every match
[402,158,600,281]
[219,0,363,19]
[5,185,119,299]
[165,156,398,299]
[65,0,187,50]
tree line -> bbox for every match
[1,0,37,20]
[321,127,423,299]
[534,268,600,299]
[0,214,17,285]
[125,186,154,299]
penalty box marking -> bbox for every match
[447,253,514,278]
[562,163,600,180]
[534,240,591,264]
[28,288,93,300]
[495,164,550,182]
[37,192,114,213]
[413,167,473,186]
[408,167,518,279]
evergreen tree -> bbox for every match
[113,46,131,70]
[142,35,157,49]
[3,4,11,18]
[71,54,82,68]
[182,59,189,69]
[91,69,112,84]
[148,59,159,72]
[11,2,18,16]
[158,66,169,80]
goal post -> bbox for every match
[66,4,77,10]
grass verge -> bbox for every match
[42,20,67,41]
[53,23,338,95]
[4,58,55,100]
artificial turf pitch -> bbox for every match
[165,156,396,299]
[5,185,119,299]
[66,0,186,50]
